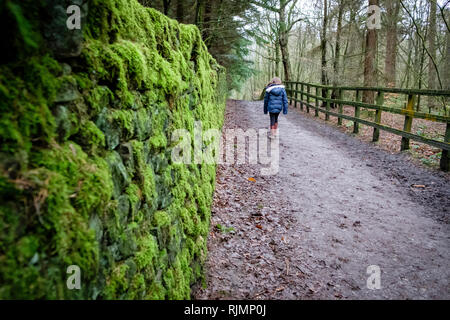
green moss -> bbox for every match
[111,109,135,139]
[126,183,141,219]
[77,120,106,152]
[0,0,226,300]
[35,143,113,218]
[103,262,130,299]
[146,280,166,300]
[135,234,158,269]
[0,54,61,154]
[153,211,171,227]
[84,85,113,116]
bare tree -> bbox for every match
[321,0,328,88]
[363,0,379,103]
[331,0,346,107]
[384,0,401,87]
[428,0,437,89]
[445,21,450,90]
[250,0,303,81]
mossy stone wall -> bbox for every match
[0,0,226,299]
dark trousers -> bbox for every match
[269,112,280,127]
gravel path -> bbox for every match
[194,100,449,300]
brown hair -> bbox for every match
[269,77,282,85]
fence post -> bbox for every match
[286,82,289,103]
[288,82,292,105]
[325,87,331,121]
[300,83,304,111]
[373,91,384,142]
[306,85,311,113]
[338,89,344,126]
[401,94,416,151]
[315,87,319,117]
[440,122,450,172]
[294,82,298,108]
[354,90,361,134]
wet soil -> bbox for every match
[193,100,449,300]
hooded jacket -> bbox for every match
[264,84,289,115]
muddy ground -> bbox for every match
[193,100,449,300]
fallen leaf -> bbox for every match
[256,224,263,230]
[248,177,256,182]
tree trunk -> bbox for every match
[428,0,437,90]
[203,0,213,47]
[162,0,171,16]
[445,26,450,90]
[416,24,428,110]
[384,0,400,87]
[333,1,344,84]
[176,0,184,23]
[363,0,378,104]
[331,0,344,108]
[321,0,328,88]
[279,0,292,81]
[195,0,205,28]
[275,35,281,77]
[270,45,274,78]
[428,0,437,109]
[295,26,305,81]
[403,37,413,88]
[343,4,359,85]
[279,36,291,81]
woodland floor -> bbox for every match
[306,101,448,169]
[193,99,450,300]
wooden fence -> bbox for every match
[284,81,450,172]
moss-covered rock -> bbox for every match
[0,0,226,299]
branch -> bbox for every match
[287,16,305,31]
[437,0,450,33]
[249,0,279,13]
[248,47,277,61]
[400,0,443,89]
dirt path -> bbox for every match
[193,100,450,300]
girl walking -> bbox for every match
[264,77,288,138]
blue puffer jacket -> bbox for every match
[264,84,289,115]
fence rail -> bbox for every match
[284,81,450,172]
